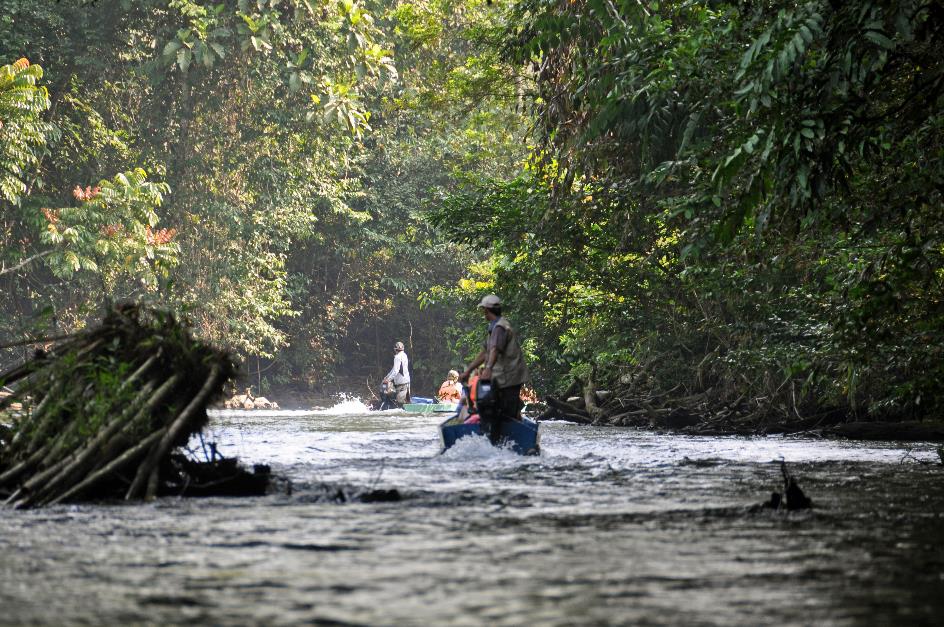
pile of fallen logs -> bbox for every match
[538,365,840,434]
[0,304,269,508]
[541,370,944,440]
[540,377,710,430]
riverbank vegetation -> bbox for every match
[434,0,944,429]
[2,1,942,430]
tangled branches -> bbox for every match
[0,304,260,508]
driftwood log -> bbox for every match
[539,396,592,424]
[0,304,269,508]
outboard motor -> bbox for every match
[475,380,502,445]
[377,385,397,411]
[475,380,495,414]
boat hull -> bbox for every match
[439,415,540,456]
[403,403,460,413]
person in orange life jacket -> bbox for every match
[460,368,483,424]
[382,341,411,406]
[437,370,462,402]
[468,369,481,405]
[459,295,529,445]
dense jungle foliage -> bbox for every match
[0,0,521,395]
[432,0,944,424]
[2,0,942,423]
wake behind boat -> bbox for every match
[439,413,541,456]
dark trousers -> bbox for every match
[481,384,522,445]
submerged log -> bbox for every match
[750,461,813,512]
[541,396,592,424]
[828,421,944,441]
[781,461,812,510]
[0,304,269,508]
[650,408,701,429]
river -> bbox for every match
[1,400,943,625]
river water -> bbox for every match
[1,400,943,625]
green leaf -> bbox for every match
[743,134,758,154]
[177,48,192,73]
[734,83,754,97]
[163,40,182,57]
[250,35,272,51]
[799,25,813,45]
[65,251,81,272]
[864,31,894,50]
[242,14,259,32]
[723,147,742,168]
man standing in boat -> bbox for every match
[382,341,411,407]
[460,294,529,445]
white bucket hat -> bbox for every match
[477,294,501,308]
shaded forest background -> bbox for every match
[1,0,942,422]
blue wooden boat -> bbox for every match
[439,414,541,456]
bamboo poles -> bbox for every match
[0,305,239,508]
[126,364,222,502]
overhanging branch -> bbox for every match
[0,250,53,277]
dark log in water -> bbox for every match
[781,461,813,510]
[752,461,813,512]
[828,421,944,441]
[0,304,270,508]
[540,396,592,424]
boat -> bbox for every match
[402,402,460,413]
[439,413,541,456]
[401,396,459,413]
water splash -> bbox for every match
[439,433,531,461]
[319,395,373,415]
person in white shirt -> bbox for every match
[382,341,411,406]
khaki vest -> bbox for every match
[484,317,529,388]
